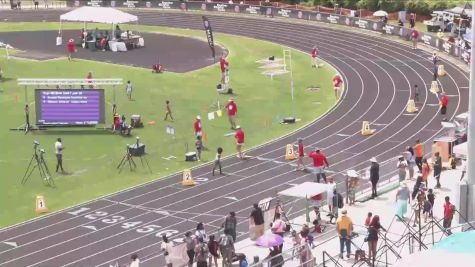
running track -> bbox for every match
[0,10,469,267]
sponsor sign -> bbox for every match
[158,1,173,9]
[278,9,291,18]
[443,41,453,54]
[356,19,368,29]
[202,16,215,58]
[213,4,228,12]
[122,0,139,8]
[86,0,103,7]
[327,15,339,24]
[385,24,395,34]
[422,34,432,45]
[245,5,259,14]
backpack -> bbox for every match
[337,193,344,208]
[219,235,229,247]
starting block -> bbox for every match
[182,169,194,186]
[438,65,446,76]
[285,144,297,160]
[361,121,375,136]
[430,81,440,94]
[35,196,48,214]
[406,99,418,113]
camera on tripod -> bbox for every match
[22,140,55,187]
[34,140,40,150]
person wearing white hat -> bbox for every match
[370,157,379,198]
[234,125,245,159]
[194,116,202,138]
[396,156,407,182]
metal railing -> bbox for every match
[248,242,315,267]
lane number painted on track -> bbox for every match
[137,224,161,233]
[84,211,108,220]
[68,207,91,216]
[194,177,209,184]
[121,221,143,229]
[102,215,126,224]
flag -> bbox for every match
[202,16,216,58]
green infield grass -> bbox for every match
[0,22,339,227]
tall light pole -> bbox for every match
[464,0,475,225]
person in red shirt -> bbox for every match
[443,196,455,235]
[234,125,245,159]
[86,71,93,89]
[333,74,343,99]
[410,27,419,50]
[311,45,318,68]
[364,212,373,226]
[219,56,229,84]
[308,148,329,183]
[67,38,75,61]
[295,138,307,171]
[224,98,237,129]
[440,92,448,115]
[194,115,202,138]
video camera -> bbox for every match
[34,140,40,149]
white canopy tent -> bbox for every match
[278,182,333,198]
[58,7,138,41]
[278,182,334,223]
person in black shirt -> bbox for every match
[370,157,379,198]
[250,203,265,239]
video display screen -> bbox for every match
[35,89,105,126]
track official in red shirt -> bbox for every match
[410,28,419,50]
[295,138,307,171]
[194,115,202,138]
[67,38,75,61]
[333,74,343,99]
[234,125,245,159]
[220,56,229,84]
[311,46,318,68]
[440,92,448,115]
[86,71,94,89]
[308,148,330,183]
[225,98,237,129]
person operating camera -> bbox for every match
[55,138,65,173]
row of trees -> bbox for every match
[292,0,471,15]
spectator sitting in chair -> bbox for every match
[120,115,132,136]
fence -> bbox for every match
[0,0,67,9]
[248,242,315,267]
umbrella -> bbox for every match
[255,234,284,248]
[373,10,388,17]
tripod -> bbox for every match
[21,147,55,187]
[117,147,137,173]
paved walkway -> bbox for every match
[233,163,471,267]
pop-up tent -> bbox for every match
[58,6,138,41]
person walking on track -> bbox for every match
[224,98,237,130]
[234,126,245,159]
[212,147,223,176]
[194,115,203,139]
[370,157,379,198]
[164,100,174,121]
[333,74,343,99]
[295,138,307,171]
[311,45,318,68]
[440,92,448,115]
[308,148,329,183]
